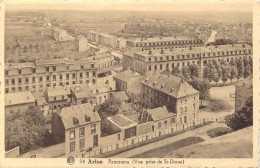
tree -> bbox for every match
[244,64,252,79]
[203,62,215,83]
[189,78,210,106]
[171,66,182,77]
[230,65,238,83]
[189,64,200,79]
[243,57,249,68]
[182,66,191,81]
[221,64,231,85]
[236,58,244,80]
[5,105,48,154]
[249,57,253,73]
[225,96,253,131]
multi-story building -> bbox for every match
[5,91,35,115]
[235,77,253,111]
[126,36,204,50]
[132,44,252,76]
[87,30,118,48]
[52,27,75,42]
[5,58,98,94]
[140,73,199,125]
[51,103,101,155]
[122,48,141,71]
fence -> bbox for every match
[77,116,224,158]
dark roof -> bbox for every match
[59,104,101,129]
[146,106,176,121]
[141,73,198,98]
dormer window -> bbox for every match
[84,115,91,122]
[73,117,79,125]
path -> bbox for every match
[112,122,227,158]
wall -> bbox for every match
[136,121,154,136]
[5,146,19,158]
[5,102,34,116]
[100,132,122,147]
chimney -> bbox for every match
[160,49,164,54]
[171,88,174,92]
[153,82,157,86]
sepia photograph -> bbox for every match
[2,0,255,162]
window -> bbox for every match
[25,86,29,91]
[70,141,75,152]
[86,72,89,78]
[149,65,151,71]
[180,107,183,114]
[91,64,94,68]
[164,120,167,128]
[72,73,76,79]
[66,74,69,80]
[53,75,56,81]
[91,124,96,134]
[193,103,196,111]
[54,97,56,101]
[5,70,8,75]
[39,76,43,82]
[5,88,9,93]
[18,78,22,84]
[25,77,29,83]
[5,79,9,85]
[170,117,175,124]
[79,127,85,137]
[70,130,75,140]
[79,138,85,149]
[80,73,83,78]
[12,79,15,85]
[154,65,157,70]
[32,68,36,73]
[93,72,96,77]
[60,75,63,80]
[160,64,162,70]
[184,116,187,123]
[185,106,187,112]
[53,66,56,71]
[18,69,21,74]
[32,77,35,83]
[66,66,69,70]
[158,122,162,129]
[92,79,96,84]
[193,113,196,119]
[118,134,121,140]
[46,66,49,72]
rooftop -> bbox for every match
[146,106,176,121]
[135,44,252,57]
[5,62,35,69]
[5,92,35,106]
[107,114,137,130]
[46,86,71,97]
[141,73,199,98]
[112,91,130,102]
[114,69,141,83]
[59,104,101,130]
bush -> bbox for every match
[225,96,253,131]
[206,127,232,138]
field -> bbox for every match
[164,126,253,158]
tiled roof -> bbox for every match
[46,86,71,97]
[114,69,141,83]
[141,73,198,98]
[59,104,101,130]
[112,91,129,102]
[146,106,176,121]
[127,76,142,95]
[107,114,137,129]
[5,92,35,106]
[123,48,142,58]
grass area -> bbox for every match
[206,127,232,138]
[130,137,204,158]
[166,126,253,158]
[206,99,233,112]
[97,121,212,158]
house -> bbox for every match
[70,84,96,105]
[107,114,138,140]
[139,106,176,132]
[45,86,71,113]
[51,103,101,155]
[33,92,49,117]
[140,73,200,125]
[235,77,253,111]
[5,92,35,115]
[5,146,20,158]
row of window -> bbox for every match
[70,125,96,140]
[5,79,96,93]
[146,50,251,62]
[136,40,203,47]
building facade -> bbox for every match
[51,103,101,155]
[140,73,200,125]
[235,77,253,111]
[126,36,204,50]
[132,44,252,76]
[5,59,98,94]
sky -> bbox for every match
[5,0,253,12]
